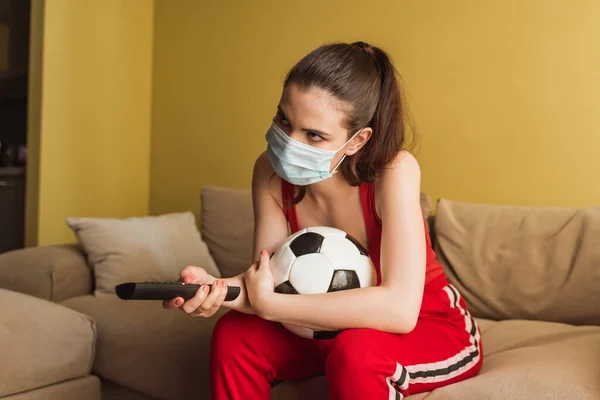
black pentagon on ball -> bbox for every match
[344,233,368,256]
[313,330,340,340]
[327,270,361,292]
[289,232,324,257]
[275,281,299,295]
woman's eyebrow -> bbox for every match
[277,105,332,137]
[303,128,331,137]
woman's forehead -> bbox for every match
[280,83,348,133]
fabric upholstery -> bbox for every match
[4,376,100,400]
[418,318,600,399]
[273,318,600,400]
[2,188,599,400]
[100,379,158,400]
[434,199,600,325]
[61,294,226,400]
[201,186,255,278]
[200,185,435,278]
[0,244,92,301]
[67,211,221,294]
[419,192,433,221]
[0,289,96,398]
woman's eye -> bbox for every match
[277,112,290,125]
[307,132,323,142]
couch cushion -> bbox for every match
[6,376,100,400]
[61,294,226,400]
[416,318,600,399]
[201,186,255,278]
[434,199,600,325]
[0,244,92,302]
[100,379,157,400]
[272,318,600,400]
[272,376,329,400]
[0,289,96,397]
[201,185,435,278]
[67,211,221,295]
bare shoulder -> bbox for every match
[386,151,421,179]
[252,151,284,209]
[374,151,421,216]
[253,151,273,180]
[377,150,421,191]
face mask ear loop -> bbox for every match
[331,128,362,175]
[330,154,347,175]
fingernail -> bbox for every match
[175,299,182,306]
[262,250,268,256]
[203,285,210,293]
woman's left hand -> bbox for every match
[244,250,276,318]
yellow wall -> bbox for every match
[150,0,600,215]
[27,0,154,246]
[24,0,44,247]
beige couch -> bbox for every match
[1,186,599,400]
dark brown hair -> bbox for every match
[284,42,415,199]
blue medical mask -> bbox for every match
[265,122,361,186]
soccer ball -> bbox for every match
[270,226,376,339]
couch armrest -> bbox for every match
[0,244,93,302]
[0,289,97,397]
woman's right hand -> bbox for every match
[162,266,228,318]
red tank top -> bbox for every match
[281,180,444,287]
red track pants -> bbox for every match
[209,278,483,399]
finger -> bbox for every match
[162,297,184,310]
[181,284,210,313]
[206,281,228,314]
[199,281,224,312]
[204,282,227,317]
[260,249,269,264]
[217,281,228,305]
[181,266,207,284]
[257,250,270,271]
[244,265,256,283]
[179,266,206,284]
[244,269,253,283]
[201,303,221,318]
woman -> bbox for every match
[164,41,483,399]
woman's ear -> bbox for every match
[346,128,372,156]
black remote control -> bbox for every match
[115,282,241,302]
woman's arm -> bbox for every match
[225,152,292,314]
[257,152,426,334]
[221,273,253,314]
[251,152,292,261]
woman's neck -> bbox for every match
[304,173,357,206]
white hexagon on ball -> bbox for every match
[289,253,334,294]
[270,244,296,287]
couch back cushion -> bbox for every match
[201,185,434,278]
[201,186,255,278]
[67,212,221,294]
[434,198,600,325]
